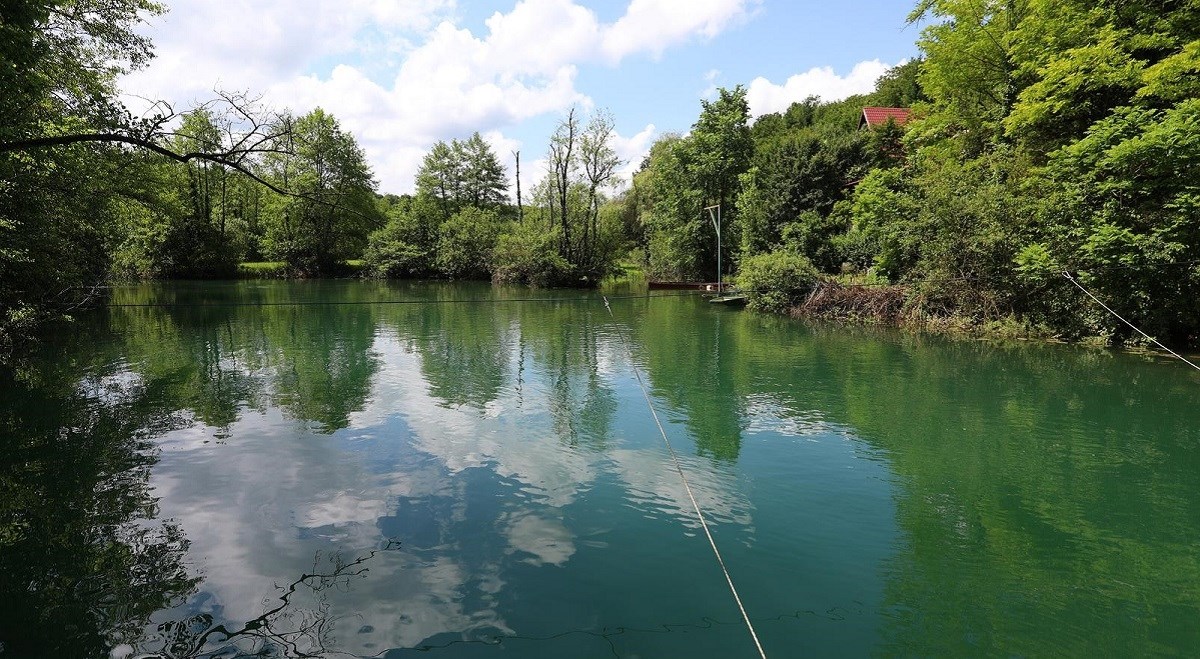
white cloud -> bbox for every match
[480,0,601,76]
[123,0,456,103]
[613,123,657,185]
[745,59,900,118]
[701,68,722,99]
[602,0,759,62]
[120,0,757,193]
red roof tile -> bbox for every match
[861,107,912,128]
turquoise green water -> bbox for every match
[2,281,1199,658]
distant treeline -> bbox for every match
[3,0,1198,347]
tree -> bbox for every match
[579,110,622,272]
[547,108,581,261]
[110,108,244,278]
[909,0,1029,153]
[259,109,381,275]
[528,108,625,280]
[460,132,509,210]
[639,87,752,280]
[0,0,164,342]
[436,207,504,279]
[637,134,707,279]
[416,139,464,220]
[690,86,754,214]
[362,196,440,279]
[415,132,508,220]
[873,58,927,108]
[366,135,509,281]
[737,127,870,269]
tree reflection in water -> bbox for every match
[0,306,393,658]
[0,344,198,657]
[142,542,401,659]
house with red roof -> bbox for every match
[859,107,912,130]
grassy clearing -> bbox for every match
[238,261,367,279]
[600,259,647,289]
[237,262,287,278]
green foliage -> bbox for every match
[363,196,441,278]
[779,211,850,273]
[435,207,505,279]
[736,127,869,267]
[873,58,928,108]
[108,109,245,279]
[368,138,524,283]
[1138,39,1200,103]
[259,109,381,275]
[1005,26,1144,149]
[736,251,820,313]
[639,88,753,281]
[637,135,708,279]
[910,0,1028,153]
[828,0,1200,343]
[362,227,432,280]
[691,86,754,210]
[491,219,575,287]
[416,132,508,220]
[1021,99,1200,342]
[1,0,165,339]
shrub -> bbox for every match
[491,222,575,287]
[736,250,819,313]
[435,207,503,279]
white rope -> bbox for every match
[1063,272,1200,372]
[602,295,768,659]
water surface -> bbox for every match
[2,281,1198,657]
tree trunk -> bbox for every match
[514,150,523,223]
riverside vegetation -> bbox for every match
[2,0,1199,351]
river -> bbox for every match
[2,280,1198,657]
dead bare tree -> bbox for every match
[512,149,523,223]
[548,108,578,261]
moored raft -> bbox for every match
[648,281,723,290]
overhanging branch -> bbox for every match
[0,132,369,218]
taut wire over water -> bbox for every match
[101,290,706,308]
[601,294,769,659]
[1063,272,1200,372]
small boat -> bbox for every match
[708,293,748,306]
[648,281,722,290]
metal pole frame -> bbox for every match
[704,204,721,293]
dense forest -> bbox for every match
[2,0,1198,349]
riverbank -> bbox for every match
[782,280,1047,339]
[774,279,1173,351]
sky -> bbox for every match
[119,0,924,195]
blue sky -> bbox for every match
[121,0,924,194]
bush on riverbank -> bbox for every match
[736,251,820,313]
[490,223,577,287]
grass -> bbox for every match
[237,261,287,278]
[237,260,367,279]
[239,261,285,271]
[600,259,648,289]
